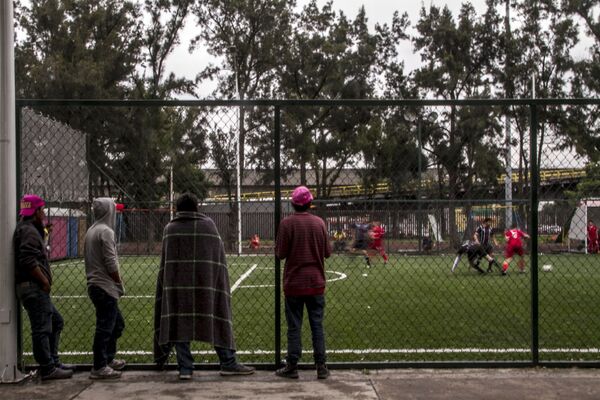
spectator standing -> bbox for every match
[14,194,73,380]
[84,198,126,379]
[154,193,255,380]
[275,186,332,380]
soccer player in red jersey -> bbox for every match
[368,221,388,265]
[587,220,599,254]
[501,223,531,275]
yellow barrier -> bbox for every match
[209,168,586,201]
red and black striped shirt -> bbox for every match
[275,212,332,296]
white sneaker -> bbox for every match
[109,359,126,371]
[90,366,121,380]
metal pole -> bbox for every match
[234,52,242,255]
[417,118,422,252]
[504,0,513,230]
[0,0,24,383]
[273,106,282,368]
[530,103,540,366]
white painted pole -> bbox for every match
[234,52,242,255]
[0,0,24,383]
[504,0,513,230]
[505,115,513,229]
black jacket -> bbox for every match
[13,219,52,285]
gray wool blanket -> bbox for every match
[153,211,236,361]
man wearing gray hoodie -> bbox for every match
[84,198,126,379]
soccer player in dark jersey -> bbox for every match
[350,218,372,267]
[452,241,501,274]
[474,218,499,272]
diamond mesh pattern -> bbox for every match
[16,101,599,366]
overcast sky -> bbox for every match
[163,0,594,97]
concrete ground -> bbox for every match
[2,368,600,400]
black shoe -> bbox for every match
[42,367,73,381]
[220,364,255,376]
[276,363,298,379]
[316,363,329,379]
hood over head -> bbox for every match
[92,197,116,230]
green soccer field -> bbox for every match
[20,252,600,366]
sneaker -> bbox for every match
[316,363,330,379]
[275,363,298,379]
[89,366,121,380]
[501,271,508,276]
[220,364,255,376]
[55,363,76,371]
[42,367,73,381]
[108,359,126,371]
[179,371,193,380]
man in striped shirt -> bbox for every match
[474,218,499,272]
[275,186,332,380]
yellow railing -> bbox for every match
[208,168,585,201]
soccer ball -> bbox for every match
[542,264,553,272]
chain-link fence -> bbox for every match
[16,98,600,368]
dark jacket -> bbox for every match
[14,219,52,285]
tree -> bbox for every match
[412,2,503,245]
[191,0,294,249]
[274,3,381,197]
[15,0,145,205]
[555,0,600,159]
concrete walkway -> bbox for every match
[2,368,600,399]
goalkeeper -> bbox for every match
[451,241,501,274]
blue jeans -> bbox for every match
[17,283,64,375]
[88,285,125,370]
[159,343,237,374]
[284,295,326,365]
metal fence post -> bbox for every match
[529,103,540,365]
[273,106,282,368]
[0,0,23,382]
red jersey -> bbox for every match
[369,226,385,247]
[505,228,526,247]
[588,225,598,241]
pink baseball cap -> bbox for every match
[19,194,45,217]
[291,186,313,206]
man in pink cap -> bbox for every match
[275,186,332,380]
[13,195,73,380]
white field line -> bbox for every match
[24,348,600,356]
[230,263,258,293]
[53,295,154,299]
[53,269,348,297]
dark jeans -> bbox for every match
[284,295,326,365]
[17,283,64,375]
[158,343,237,374]
[88,285,125,370]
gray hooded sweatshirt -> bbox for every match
[84,198,124,299]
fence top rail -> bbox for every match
[16,98,600,108]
